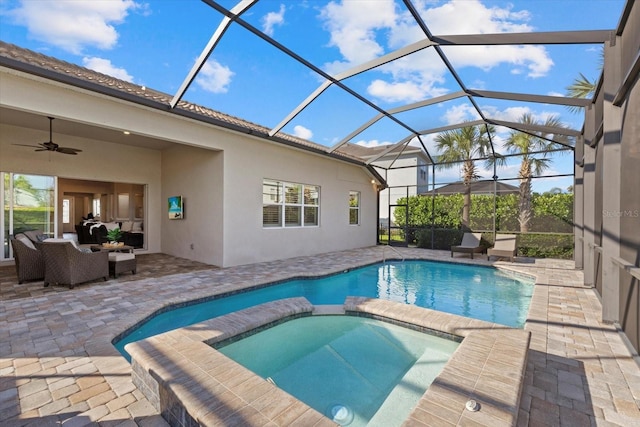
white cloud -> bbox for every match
[442,104,481,125]
[368,80,430,103]
[320,0,397,72]
[195,60,234,94]
[355,139,389,148]
[293,125,313,140]
[82,57,134,82]
[319,0,554,104]
[262,4,286,36]
[8,0,140,54]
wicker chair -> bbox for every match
[10,235,45,284]
[40,241,109,289]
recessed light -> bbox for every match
[123,131,130,135]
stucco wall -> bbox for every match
[1,68,379,268]
[617,1,640,353]
[220,137,378,266]
[161,145,224,267]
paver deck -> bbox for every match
[1,247,639,426]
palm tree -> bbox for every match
[504,113,569,233]
[434,124,494,230]
[566,72,596,98]
[565,48,602,113]
[565,73,597,113]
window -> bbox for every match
[349,191,360,225]
[3,173,55,260]
[62,199,70,224]
[263,179,319,228]
[92,197,101,218]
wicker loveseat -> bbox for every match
[40,240,109,289]
[10,234,45,284]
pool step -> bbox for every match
[313,304,345,315]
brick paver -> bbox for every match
[1,249,639,426]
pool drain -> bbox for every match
[327,404,354,425]
[465,399,480,412]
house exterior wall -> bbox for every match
[1,67,379,268]
[375,154,429,221]
[160,145,224,266]
[615,1,640,353]
[221,138,378,266]
[577,0,639,355]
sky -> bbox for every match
[0,0,627,193]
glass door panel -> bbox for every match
[2,173,56,259]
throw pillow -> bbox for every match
[16,234,36,250]
[121,221,134,232]
[132,221,143,232]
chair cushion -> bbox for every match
[108,252,135,262]
[43,238,80,250]
[16,234,36,250]
[23,230,50,242]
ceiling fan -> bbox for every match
[14,117,82,155]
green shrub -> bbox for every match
[516,233,574,259]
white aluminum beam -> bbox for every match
[468,90,591,107]
[488,119,581,137]
[431,30,613,46]
[171,0,257,108]
[271,38,438,138]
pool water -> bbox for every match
[114,260,533,358]
[217,316,459,427]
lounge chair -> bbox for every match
[10,234,45,284]
[40,240,109,289]
[488,234,517,262]
[451,232,483,259]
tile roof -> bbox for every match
[337,142,426,160]
[0,41,369,166]
[422,180,519,195]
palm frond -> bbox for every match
[566,72,596,113]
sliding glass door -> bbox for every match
[2,173,56,260]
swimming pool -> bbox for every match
[114,260,533,358]
[217,315,460,427]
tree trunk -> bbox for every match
[518,160,532,233]
[462,160,474,231]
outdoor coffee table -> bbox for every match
[90,244,134,253]
[91,245,136,277]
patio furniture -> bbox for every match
[40,240,109,289]
[21,229,49,244]
[108,252,137,278]
[488,234,517,262]
[10,234,45,284]
[451,232,484,259]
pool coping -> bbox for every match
[126,296,531,427]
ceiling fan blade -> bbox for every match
[57,147,82,155]
[13,143,42,148]
[42,141,58,149]
[14,116,83,155]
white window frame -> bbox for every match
[263,179,320,228]
[349,191,360,225]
